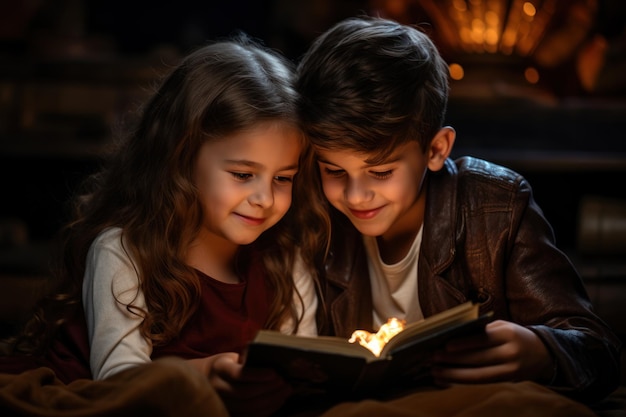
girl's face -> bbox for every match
[194,121,302,247]
[316,141,429,242]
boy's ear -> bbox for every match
[427,126,456,171]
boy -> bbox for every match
[296,16,621,404]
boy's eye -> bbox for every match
[371,170,393,179]
[230,172,252,181]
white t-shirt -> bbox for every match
[363,225,424,330]
[82,227,318,380]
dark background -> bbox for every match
[0,0,625,274]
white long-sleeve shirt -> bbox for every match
[82,227,318,380]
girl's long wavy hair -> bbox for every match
[10,34,328,353]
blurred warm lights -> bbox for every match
[375,0,600,90]
[417,0,594,60]
[449,63,465,80]
[524,66,540,84]
[522,2,537,17]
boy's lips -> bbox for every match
[349,206,382,219]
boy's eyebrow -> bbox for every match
[364,155,402,165]
[225,159,299,171]
[316,157,338,165]
[317,156,402,166]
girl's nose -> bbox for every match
[249,180,274,208]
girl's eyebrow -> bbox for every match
[225,159,299,171]
[278,163,299,171]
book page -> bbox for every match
[381,302,479,355]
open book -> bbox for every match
[242,302,493,395]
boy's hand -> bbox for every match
[189,352,293,417]
[430,320,554,385]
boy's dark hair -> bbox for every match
[296,16,450,160]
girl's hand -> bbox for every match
[430,320,554,385]
[188,352,293,417]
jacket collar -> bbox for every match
[422,158,459,275]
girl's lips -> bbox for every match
[349,207,382,220]
[236,213,265,226]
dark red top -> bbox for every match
[152,266,273,359]
[0,257,273,383]
[0,308,92,383]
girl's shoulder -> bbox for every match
[87,227,133,269]
[91,227,124,251]
[84,226,140,302]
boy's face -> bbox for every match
[316,141,429,240]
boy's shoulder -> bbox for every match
[450,156,525,187]
[427,156,534,220]
[430,156,532,205]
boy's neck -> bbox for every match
[376,189,426,264]
[376,227,421,264]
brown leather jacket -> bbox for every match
[316,156,621,403]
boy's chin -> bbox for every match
[351,221,388,238]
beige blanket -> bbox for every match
[0,358,599,417]
[0,357,228,417]
[317,382,599,417]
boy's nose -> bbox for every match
[344,178,373,205]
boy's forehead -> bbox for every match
[315,142,419,165]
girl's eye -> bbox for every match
[323,167,345,177]
[231,172,252,181]
[274,175,294,184]
[371,170,392,179]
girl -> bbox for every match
[2,34,326,417]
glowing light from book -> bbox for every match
[348,317,406,357]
